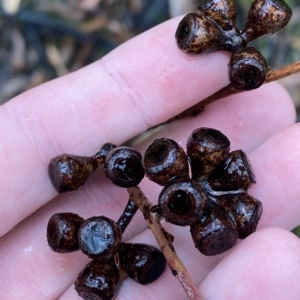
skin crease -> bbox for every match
[0,15,300,300]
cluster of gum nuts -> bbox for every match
[175,0,292,90]
[47,127,263,300]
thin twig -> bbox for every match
[117,199,138,234]
[162,60,300,125]
[266,61,300,82]
[127,186,205,300]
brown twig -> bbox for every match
[127,186,205,300]
[162,60,300,125]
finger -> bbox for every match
[248,122,300,230]
[199,228,300,300]
[0,82,295,299]
[0,16,231,236]
[204,81,296,154]
[132,81,295,155]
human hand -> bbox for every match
[0,16,300,300]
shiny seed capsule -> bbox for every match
[104,146,144,188]
[210,193,263,239]
[229,47,268,90]
[49,154,97,193]
[75,258,120,300]
[49,143,116,193]
[158,179,207,226]
[143,138,189,186]
[190,202,238,256]
[175,13,229,54]
[78,216,122,260]
[241,0,292,43]
[187,127,230,180]
[207,149,256,191]
[197,0,237,31]
[47,212,84,253]
[119,243,167,285]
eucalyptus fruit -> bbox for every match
[175,0,292,90]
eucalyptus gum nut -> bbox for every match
[187,127,230,180]
[49,143,115,193]
[241,0,292,43]
[118,243,167,285]
[158,179,207,226]
[75,258,120,300]
[207,149,256,191]
[78,216,122,260]
[104,146,144,188]
[197,0,237,31]
[143,138,189,186]
[175,13,228,54]
[229,47,268,90]
[190,203,238,256]
[47,213,84,253]
[210,193,263,239]
[49,154,97,193]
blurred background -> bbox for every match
[0,0,299,104]
[0,0,299,108]
[0,0,300,232]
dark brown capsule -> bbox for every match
[143,138,189,186]
[75,258,120,300]
[187,127,230,180]
[198,0,246,51]
[104,146,144,188]
[158,179,207,226]
[48,143,116,193]
[241,0,292,43]
[207,149,256,191]
[197,0,237,32]
[78,216,122,260]
[118,243,166,285]
[190,202,238,256]
[211,193,263,239]
[175,13,229,54]
[47,212,84,253]
[49,154,97,193]
[229,47,268,90]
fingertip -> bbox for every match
[249,122,300,230]
[200,227,300,300]
[197,81,296,153]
